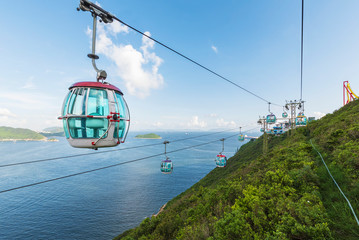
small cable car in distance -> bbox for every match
[160,141,173,174]
[215,138,227,167]
[295,112,308,126]
[238,127,245,142]
[282,106,288,118]
[266,103,276,123]
[215,154,227,168]
[59,1,130,149]
[160,159,173,174]
[266,114,277,123]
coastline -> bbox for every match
[153,203,167,217]
[134,137,162,139]
[0,138,59,142]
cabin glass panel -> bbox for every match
[62,91,72,138]
[216,156,227,167]
[67,88,109,139]
[113,92,127,139]
[161,161,173,173]
[87,89,109,116]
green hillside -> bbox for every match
[115,100,359,240]
[0,126,46,140]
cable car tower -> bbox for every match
[59,0,130,149]
[285,100,306,130]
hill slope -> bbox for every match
[0,126,46,140]
[116,100,359,240]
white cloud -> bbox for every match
[22,76,36,89]
[89,22,164,98]
[187,116,207,128]
[211,45,218,53]
[0,108,16,117]
[153,121,163,127]
[314,112,326,119]
[216,118,236,128]
[108,21,129,35]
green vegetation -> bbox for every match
[135,133,162,139]
[115,100,359,240]
[0,126,46,140]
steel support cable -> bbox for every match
[310,139,359,226]
[0,134,238,194]
[111,16,281,107]
[300,0,304,100]
[0,127,240,168]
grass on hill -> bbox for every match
[115,100,359,240]
[0,126,45,140]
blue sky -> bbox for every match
[0,0,358,132]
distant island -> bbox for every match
[135,133,162,139]
[40,127,65,137]
[0,126,61,142]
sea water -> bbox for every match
[0,131,247,239]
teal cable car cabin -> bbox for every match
[215,154,227,168]
[160,158,173,174]
[59,81,130,149]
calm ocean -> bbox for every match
[0,131,246,239]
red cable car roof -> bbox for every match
[70,81,123,95]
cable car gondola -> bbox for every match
[215,138,227,167]
[273,126,283,135]
[238,127,245,141]
[266,103,276,123]
[59,1,130,149]
[266,114,277,123]
[215,154,227,168]
[160,141,173,174]
[295,112,307,126]
[60,82,130,149]
[282,106,288,118]
[160,158,173,174]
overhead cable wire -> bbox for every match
[300,0,304,100]
[0,134,238,194]
[110,17,282,107]
[0,127,243,168]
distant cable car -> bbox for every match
[260,128,264,132]
[238,127,245,141]
[215,154,227,168]
[160,141,173,174]
[266,114,277,123]
[295,112,308,126]
[215,138,227,167]
[160,158,173,174]
[273,126,283,135]
[266,103,276,123]
[59,2,130,149]
[282,106,288,118]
